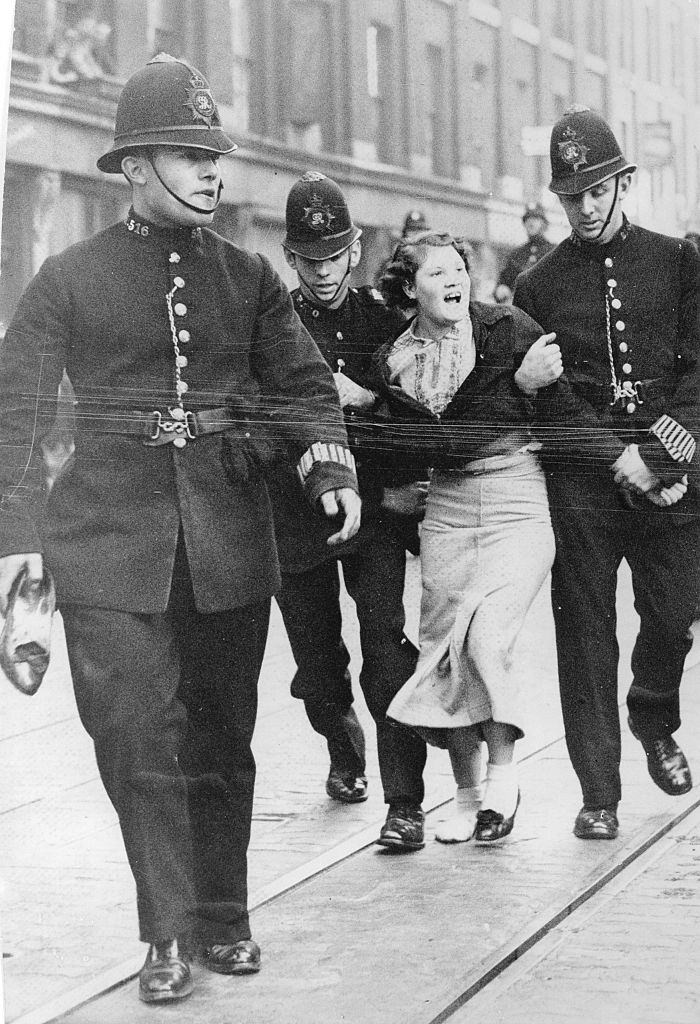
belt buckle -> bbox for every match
[610,381,644,407]
[148,409,196,443]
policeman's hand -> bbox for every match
[612,444,661,494]
[321,488,362,545]
[333,372,376,410]
[514,334,561,395]
[0,554,43,616]
[646,474,689,507]
[381,480,430,517]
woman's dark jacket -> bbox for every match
[348,300,570,476]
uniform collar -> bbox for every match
[293,288,355,317]
[122,208,203,250]
[568,215,634,257]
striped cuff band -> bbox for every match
[296,442,357,484]
[649,414,696,464]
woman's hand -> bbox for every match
[381,480,430,517]
[333,372,376,410]
[514,333,561,395]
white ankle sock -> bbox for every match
[435,784,483,843]
[482,762,518,818]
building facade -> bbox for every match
[2,0,700,330]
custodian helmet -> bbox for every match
[549,106,636,196]
[522,201,548,225]
[97,52,237,174]
[283,172,362,260]
[401,209,430,237]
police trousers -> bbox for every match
[547,468,700,810]
[61,545,269,946]
[277,519,427,806]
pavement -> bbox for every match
[1,558,699,1024]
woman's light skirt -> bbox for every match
[388,452,555,748]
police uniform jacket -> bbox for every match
[498,234,555,292]
[365,300,568,469]
[267,285,407,572]
[0,215,357,612]
[513,219,700,496]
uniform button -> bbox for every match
[605,257,613,268]
[170,407,186,420]
[172,436,187,448]
[173,276,185,288]
[169,252,181,263]
[174,302,187,316]
[607,278,617,288]
[626,402,636,413]
[611,298,622,309]
[177,380,189,395]
[619,342,628,353]
[622,363,632,373]
[178,329,191,343]
[176,355,188,368]
[615,320,625,331]
[336,331,343,340]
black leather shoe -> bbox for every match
[474,791,520,842]
[376,803,425,850]
[573,806,619,840]
[202,939,261,975]
[139,939,193,1003]
[628,717,692,795]
[326,767,368,803]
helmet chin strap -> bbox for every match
[575,175,620,243]
[296,249,353,308]
[148,151,224,214]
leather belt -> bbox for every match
[77,406,245,447]
[575,377,667,408]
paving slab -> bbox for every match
[1,562,695,1024]
[455,804,700,1024]
[51,659,700,1024]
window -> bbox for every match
[147,0,189,57]
[426,43,450,176]
[285,1,334,152]
[229,0,252,132]
[586,0,605,56]
[366,22,394,163]
[645,3,660,82]
[670,6,683,89]
[618,0,634,70]
[552,0,574,42]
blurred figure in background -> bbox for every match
[494,202,554,304]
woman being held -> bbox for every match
[374,232,563,844]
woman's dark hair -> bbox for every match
[378,231,472,310]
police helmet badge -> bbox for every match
[184,68,217,127]
[558,126,590,173]
[303,193,336,234]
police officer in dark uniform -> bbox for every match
[270,172,428,851]
[494,202,554,304]
[0,57,361,1002]
[514,106,700,841]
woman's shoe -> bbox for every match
[474,790,520,842]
